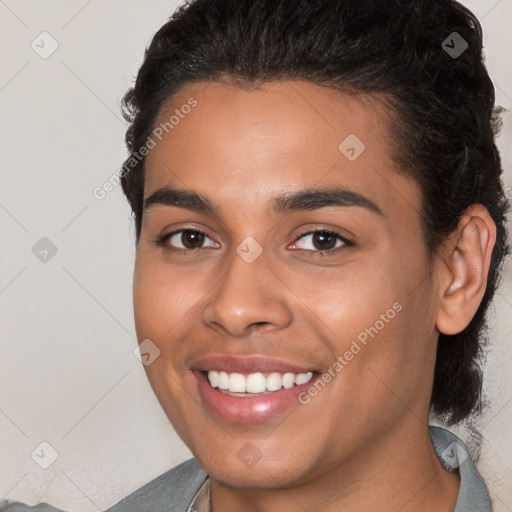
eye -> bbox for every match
[155,229,219,251]
[290,229,353,255]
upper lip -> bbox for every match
[191,355,316,374]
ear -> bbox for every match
[436,204,497,336]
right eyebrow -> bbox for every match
[143,186,218,215]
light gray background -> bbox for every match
[1,0,511,510]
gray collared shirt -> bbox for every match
[1,426,492,512]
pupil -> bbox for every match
[182,230,204,249]
[313,232,336,250]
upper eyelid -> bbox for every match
[295,229,351,242]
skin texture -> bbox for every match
[133,80,496,512]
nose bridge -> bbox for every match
[202,243,292,336]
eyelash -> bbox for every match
[292,229,355,257]
[153,228,354,258]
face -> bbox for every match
[133,80,441,488]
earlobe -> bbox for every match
[436,204,496,336]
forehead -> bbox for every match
[143,80,421,219]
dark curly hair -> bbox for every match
[119,0,509,426]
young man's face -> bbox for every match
[133,80,441,487]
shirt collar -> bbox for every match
[186,476,210,512]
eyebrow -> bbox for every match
[143,185,384,217]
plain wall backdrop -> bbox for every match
[1,0,511,510]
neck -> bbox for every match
[210,422,460,512]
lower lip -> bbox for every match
[193,370,318,424]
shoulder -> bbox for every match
[104,458,208,512]
[0,503,67,512]
[428,425,493,512]
[1,459,207,512]
[0,459,207,512]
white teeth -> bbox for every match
[217,371,229,390]
[266,372,282,391]
[295,372,313,385]
[229,373,246,392]
[246,372,266,393]
[208,370,219,388]
[206,370,314,394]
[282,372,295,389]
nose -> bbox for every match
[202,249,292,337]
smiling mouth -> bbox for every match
[200,369,316,396]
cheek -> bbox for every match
[299,252,434,397]
[318,307,431,447]
[132,256,197,429]
[283,258,400,336]
[133,250,202,342]
[333,289,436,428]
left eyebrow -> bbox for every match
[143,185,384,217]
[271,187,384,216]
